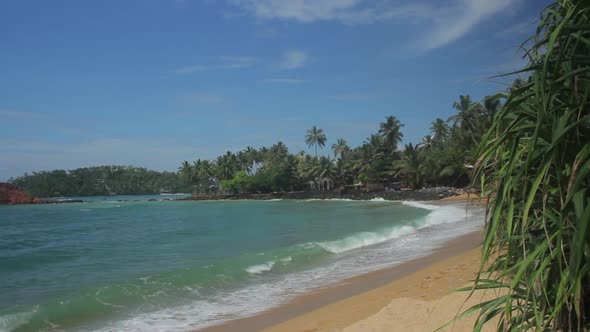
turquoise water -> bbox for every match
[0,197,483,332]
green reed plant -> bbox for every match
[453,0,590,330]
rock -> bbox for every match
[0,183,40,204]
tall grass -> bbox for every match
[464,0,590,330]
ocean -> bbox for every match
[0,197,484,332]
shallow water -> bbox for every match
[0,197,483,332]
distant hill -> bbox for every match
[10,165,191,197]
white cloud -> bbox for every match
[420,0,518,50]
[279,50,308,69]
[175,56,260,74]
[263,78,306,84]
[226,0,521,50]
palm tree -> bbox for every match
[310,156,337,191]
[449,95,477,131]
[418,135,433,150]
[331,138,350,159]
[430,118,449,142]
[215,151,237,181]
[391,143,423,189]
[378,116,404,152]
[178,161,195,184]
[305,126,327,157]
[508,77,527,92]
[482,95,502,121]
[268,141,288,165]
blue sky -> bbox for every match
[0,0,548,180]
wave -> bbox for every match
[280,256,292,264]
[0,309,37,332]
[245,261,275,274]
[316,202,469,254]
[418,205,468,228]
[317,226,416,254]
[302,198,353,202]
[401,200,439,210]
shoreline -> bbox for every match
[200,218,484,332]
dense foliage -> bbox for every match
[459,0,590,330]
[180,98,506,195]
[10,166,189,197]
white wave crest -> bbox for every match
[0,308,37,332]
[279,256,292,264]
[245,261,275,274]
[418,205,468,228]
[401,201,439,210]
[369,197,387,202]
[303,198,353,202]
[317,226,416,254]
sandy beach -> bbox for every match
[202,197,492,332]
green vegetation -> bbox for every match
[179,92,507,195]
[10,166,189,197]
[454,0,590,330]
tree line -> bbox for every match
[179,90,518,195]
[10,165,190,197]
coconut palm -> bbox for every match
[378,116,404,152]
[418,135,433,150]
[449,95,477,131]
[266,141,288,165]
[482,96,501,120]
[178,161,195,184]
[215,151,237,181]
[391,144,423,189]
[331,138,350,159]
[430,118,449,142]
[305,126,327,157]
[309,156,337,190]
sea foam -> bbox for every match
[245,261,275,274]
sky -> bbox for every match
[0,0,549,180]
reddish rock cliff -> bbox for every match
[0,183,39,204]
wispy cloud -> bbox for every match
[225,0,521,50]
[420,0,519,50]
[279,50,309,70]
[175,56,261,74]
[263,78,306,84]
[494,18,537,39]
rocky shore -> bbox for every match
[0,183,84,205]
[181,187,467,202]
